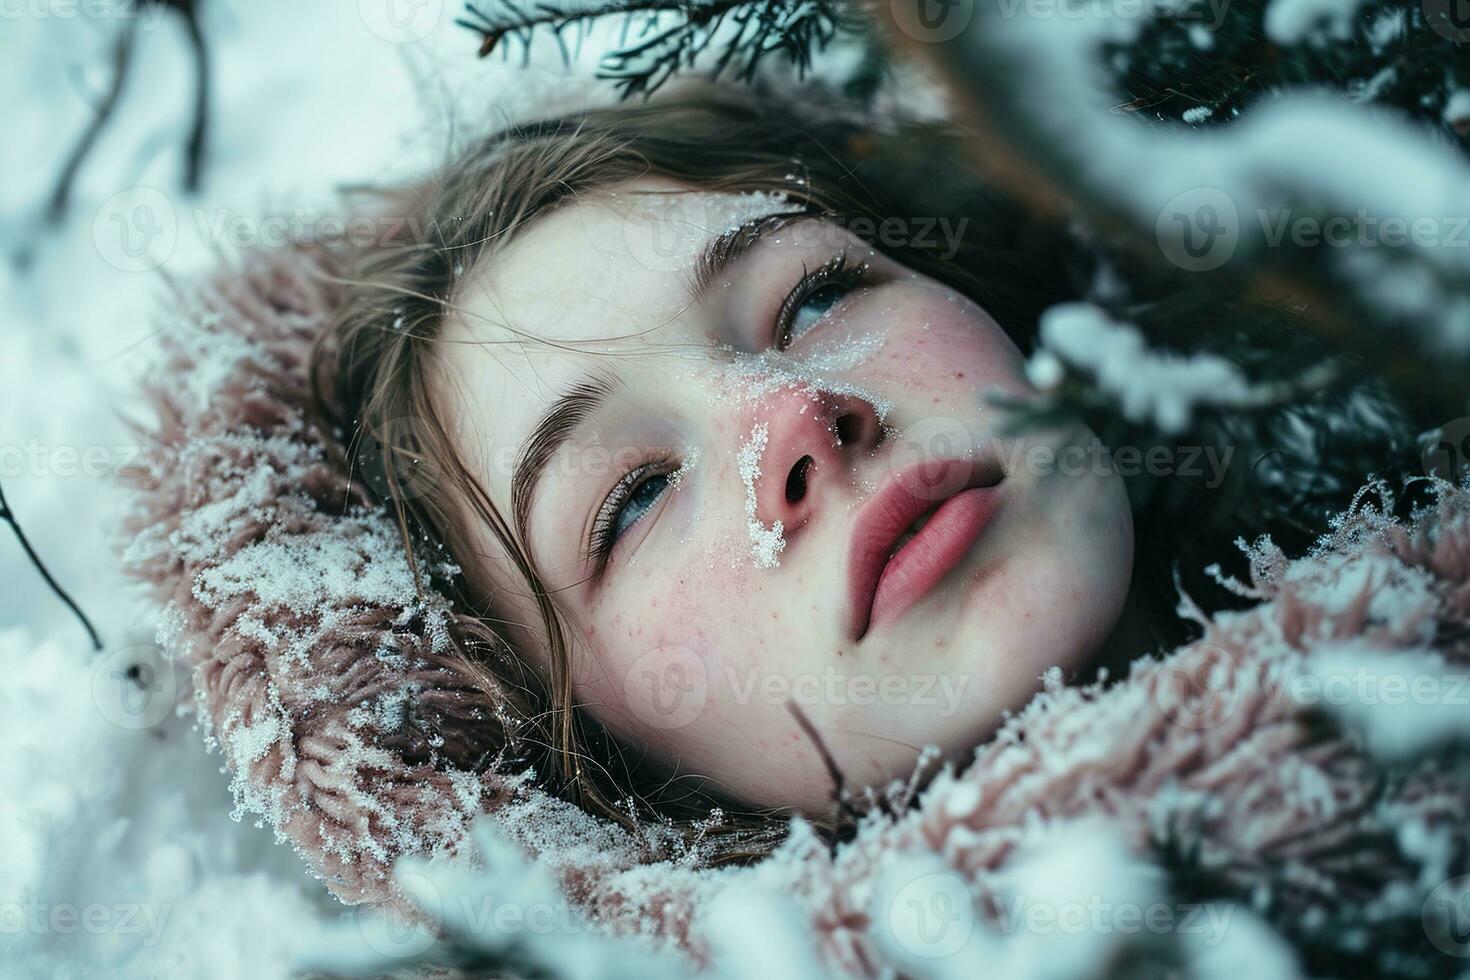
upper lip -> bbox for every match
[846,457,1003,642]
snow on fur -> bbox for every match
[122,244,1470,977]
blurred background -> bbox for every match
[0,6,605,975]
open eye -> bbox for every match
[588,461,676,566]
[774,253,867,350]
[613,471,669,539]
[783,283,849,347]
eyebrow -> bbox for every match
[691,209,814,297]
[511,374,619,543]
[510,208,814,545]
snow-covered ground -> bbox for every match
[0,5,603,976]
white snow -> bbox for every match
[1033,303,1254,432]
[1297,645,1470,759]
[1444,90,1470,128]
[737,423,786,569]
[0,5,614,977]
[1265,0,1368,44]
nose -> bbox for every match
[744,387,883,539]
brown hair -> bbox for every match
[312,84,1070,858]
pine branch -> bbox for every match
[0,477,102,651]
[875,0,1470,421]
[459,0,852,98]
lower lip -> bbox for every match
[867,486,1002,635]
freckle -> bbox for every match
[771,611,779,620]
[954,372,966,379]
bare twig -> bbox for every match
[176,0,209,192]
[786,701,862,851]
[45,17,139,223]
[0,478,103,651]
[44,0,210,223]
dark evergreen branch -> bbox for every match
[876,0,1470,421]
[459,0,852,98]
[0,478,102,651]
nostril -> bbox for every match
[785,455,814,504]
[834,413,863,448]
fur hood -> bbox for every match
[122,244,1470,977]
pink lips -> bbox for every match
[847,459,1004,641]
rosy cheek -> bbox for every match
[870,289,1030,399]
[581,557,765,727]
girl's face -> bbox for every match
[436,178,1133,812]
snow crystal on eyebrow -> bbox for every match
[737,423,785,569]
[623,190,797,268]
[684,189,794,237]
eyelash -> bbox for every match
[588,456,678,568]
[773,252,868,350]
[588,251,871,568]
